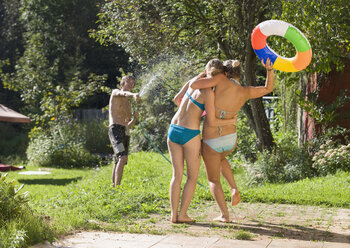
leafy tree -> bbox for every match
[92,0,282,151]
[0,0,24,108]
[0,0,131,125]
[1,30,108,124]
[0,0,24,63]
[280,0,350,74]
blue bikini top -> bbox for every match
[186,91,205,111]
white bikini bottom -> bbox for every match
[203,133,237,153]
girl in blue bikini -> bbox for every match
[167,64,236,223]
[190,58,274,222]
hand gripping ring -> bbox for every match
[251,20,312,72]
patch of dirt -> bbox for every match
[139,202,350,243]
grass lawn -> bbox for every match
[5,151,350,237]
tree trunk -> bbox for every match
[244,44,274,151]
[241,0,274,151]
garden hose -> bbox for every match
[138,121,205,188]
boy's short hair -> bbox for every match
[120,75,135,87]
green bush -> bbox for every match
[312,140,350,176]
[0,174,53,248]
[230,112,259,162]
[244,130,315,185]
[82,119,111,155]
[26,118,100,168]
[307,126,350,176]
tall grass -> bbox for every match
[0,174,53,248]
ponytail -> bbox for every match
[223,60,241,79]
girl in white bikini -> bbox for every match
[190,58,274,222]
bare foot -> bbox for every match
[177,214,195,223]
[170,214,177,223]
[231,188,241,206]
[213,214,230,223]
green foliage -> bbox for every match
[307,126,350,175]
[82,120,111,155]
[92,1,216,62]
[272,72,300,132]
[244,130,315,185]
[26,117,100,168]
[242,171,350,207]
[312,138,350,176]
[0,173,53,248]
[231,111,258,162]
[92,0,280,63]
[131,57,198,152]
[231,229,256,240]
[1,53,109,125]
[0,0,123,126]
[281,0,350,73]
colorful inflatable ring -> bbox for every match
[251,20,312,72]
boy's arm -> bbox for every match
[201,89,236,127]
[112,89,140,100]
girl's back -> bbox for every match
[214,78,247,114]
[202,76,246,139]
[171,88,204,130]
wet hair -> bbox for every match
[205,59,225,77]
[223,60,241,79]
[120,75,135,87]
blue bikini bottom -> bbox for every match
[203,133,237,153]
[168,124,200,145]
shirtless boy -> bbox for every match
[108,75,140,186]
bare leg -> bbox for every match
[111,157,119,184]
[114,155,127,186]
[220,157,240,206]
[202,142,230,222]
[177,136,201,223]
[167,138,184,223]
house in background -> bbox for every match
[300,59,350,144]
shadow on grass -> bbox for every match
[189,221,350,243]
[18,177,82,186]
